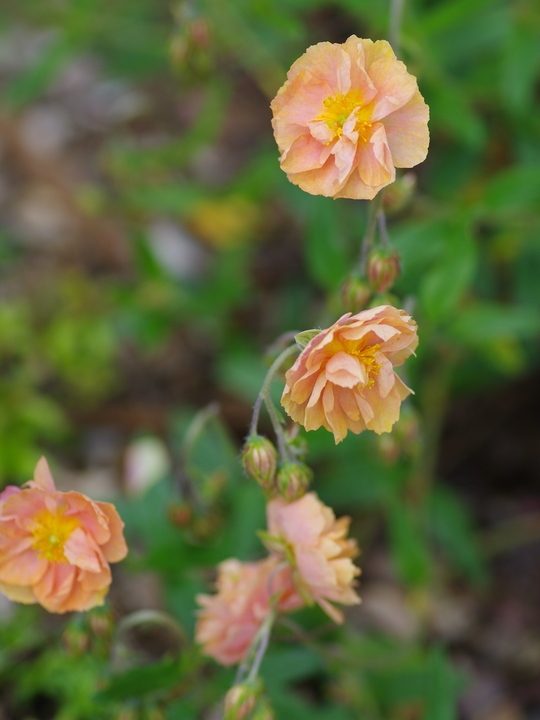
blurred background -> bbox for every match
[0,0,540,718]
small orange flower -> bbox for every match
[0,458,127,613]
[271,36,429,199]
[281,305,418,443]
[265,493,360,624]
[196,556,303,666]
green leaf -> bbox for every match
[303,197,351,290]
[420,217,477,321]
[387,500,431,587]
[3,36,72,110]
[429,485,487,586]
[95,657,181,703]
[449,302,540,346]
[481,165,540,216]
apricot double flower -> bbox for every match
[281,305,418,443]
[271,36,429,199]
[265,492,360,624]
[196,556,303,666]
[0,457,127,613]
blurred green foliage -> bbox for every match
[0,0,539,717]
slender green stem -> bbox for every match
[182,402,220,465]
[389,0,405,56]
[235,606,277,685]
[247,607,276,682]
[249,344,299,462]
[359,191,385,271]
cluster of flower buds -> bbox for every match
[242,434,312,502]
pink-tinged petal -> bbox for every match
[63,492,110,545]
[31,457,56,492]
[308,119,337,145]
[63,528,103,573]
[316,596,345,624]
[333,168,383,200]
[33,563,77,613]
[383,90,430,168]
[331,135,359,185]
[288,155,344,197]
[95,502,128,562]
[335,386,362,423]
[289,42,352,96]
[326,352,366,388]
[375,355,396,399]
[0,581,36,604]
[295,545,336,589]
[355,392,375,425]
[306,370,330,407]
[342,37,378,102]
[271,69,330,124]
[2,488,47,525]
[0,486,20,507]
[357,125,394,187]
[0,545,47,586]
[304,403,328,433]
[281,132,333,174]
[364,383,403,434]
[368,57,418,121]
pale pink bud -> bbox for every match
[366,249,400,294]
[241,435,277,492]
[224,680,261,720]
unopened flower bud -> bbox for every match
[242,435,277,491]
[224,680,261,720]
[366,249,400,294]
[340,272,371,313]
[383,172,416,215]
[168,502,193,527]
[276,462,312,501]
[252,697,275,720]
[62,625,90,656]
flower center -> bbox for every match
[31,508,79,562]
[348,343,382,387]
[317,92,374,142]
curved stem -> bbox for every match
[359,191,385,271]
[249,344,299,462]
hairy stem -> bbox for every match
[389,0,405,56]
[249,344,299,462]
[359,191,385,271]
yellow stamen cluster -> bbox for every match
[31,508,79,563]
[349,343,382,387]
[316,92,374,142]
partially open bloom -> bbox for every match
[0,458,127,613]
[271,36,429,199]
[281,305,418,443]
[265,493,360,623]
[196,556,303,666]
